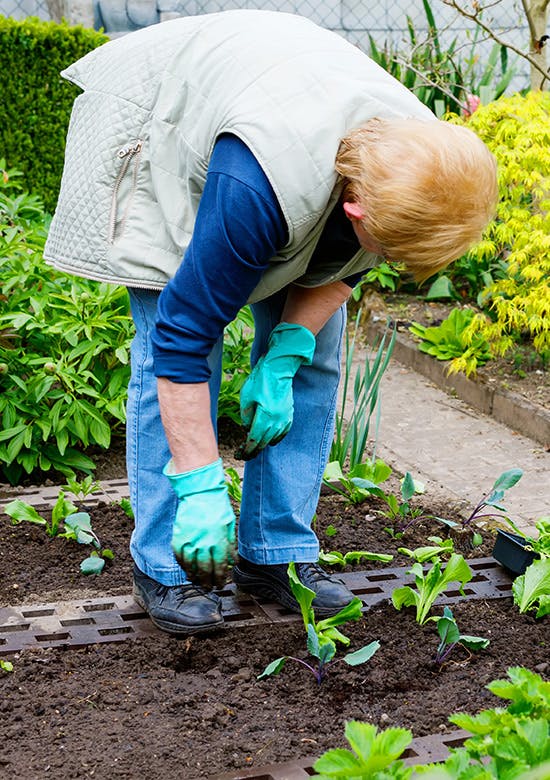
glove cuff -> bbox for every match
[267,322,316,366]
[163,457,226,496]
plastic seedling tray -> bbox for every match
[492,530,538,576]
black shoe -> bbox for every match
[133,565,223,636]
[232,559,355,617]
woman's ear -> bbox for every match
[343,201,365,221]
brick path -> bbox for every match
[347,358,549,535]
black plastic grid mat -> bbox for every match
[0,558,512,654]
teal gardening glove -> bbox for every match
[240,322,316,459]
[164,458,236,589]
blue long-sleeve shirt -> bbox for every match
[152,134,362,382]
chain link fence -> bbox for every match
[1,0,531,88]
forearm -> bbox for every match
[157,378,219,473]
[281,281,352,334]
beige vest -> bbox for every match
[44,10,434,302]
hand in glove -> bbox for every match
[164,458,236,589]
[239,322,316,460]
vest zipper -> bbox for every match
[108,139,143,244]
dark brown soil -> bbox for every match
[0,488,495,608]
[0,598,548,779]
[1,466,547,778]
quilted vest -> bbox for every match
[44,10,434,302]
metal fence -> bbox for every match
[1,0,531,88]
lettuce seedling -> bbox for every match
[312,721,413,779]
[3,494,113,575]
[392,554,473,625]
[506,516,550,560]
[512,558,550,618]
[4,491,77,538]
[398,536,454,563]
[434,606,489,664]
[319,549,393,568]
[258,563,379,685]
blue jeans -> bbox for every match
[127,287,345,586]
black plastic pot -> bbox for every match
[492,530,538,576]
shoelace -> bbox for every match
[295,562,333,583]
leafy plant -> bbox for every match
[63,475,101,501]
[218,307,254,425]
[449,92,550,370]
[0,179,134,482]
[506,517,550,560]
[445,668,550,779]
[4,493,78,538]
[258,563,379,685]
[512,558,550,618]
[117,497,135,520]
[351,262,400,300]
[445,468,523,538]
[312,721,413,779]
[3,493,113,574]
[319,549,393,568]
[379,473,427,533]
[367,0,515,117]
[323,458,392,505]
[392,554,473,625]
[409,308,491,376]
[434,606,489,665]
[398,536,454,564]
[225,466,243,503]
[329,312,395,470]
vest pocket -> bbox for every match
[108,139,143,244]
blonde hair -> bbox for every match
[335,117,498,281]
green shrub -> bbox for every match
[0,16,107,212]
[0,174,133,484]
[448,92,550,369]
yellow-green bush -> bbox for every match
[450,92,550,371]
[0,16,107,212]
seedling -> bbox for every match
[3,493,113,575]
[312,721,413,779]
[512,558,550,618]
[323,458,392,505]
[398,536,454,564]
[258,563,380,685]
[392,553,473,625]
[434,606,489,664]
[319,549,393,568]
[380,473,430,536]
[63,475,101,501]
[225,466,243,503]
[0,660,13,673]
[117,497,134,520]
[507,517,550,560]
[442,468,523,547]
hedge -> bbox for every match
[0,16,107,212]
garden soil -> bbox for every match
[1,489,548,779]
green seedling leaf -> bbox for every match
[472,531,483,547]
[325,524,338,537]
[63,512,97,545]
[343,640,380,667]
[512,558,550,617]
[307,623,321,659]
[3,499,46,526]
[288,562,316,630]
[313,721,413,777]
[0,660,14,673]
[401,472,416,502]
[437,606,461,646]
[80,554,105,575]
[493,468,523,492]
[398,538,454,563]
[459,635,490,651]
[101,548,114,560]
[258,657,287,679]
[316,597,363,634]
[392,555,473,624]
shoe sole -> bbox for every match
[232,566,350,618]
[133,587,224,637]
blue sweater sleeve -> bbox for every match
[152,135,287,382]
